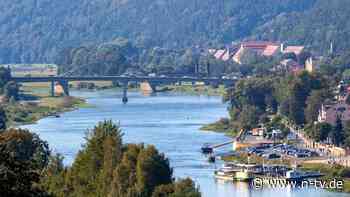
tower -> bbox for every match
[330,41,334,55]
[280,43,285,53]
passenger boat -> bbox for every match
[214,163,254,182]
[214,168,237,181]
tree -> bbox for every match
[40,154,66,197]
[342,69,350,82]
[0,107,6,131]
[0,128,50,170]
[239,106,261,130]
[0,146,50,197]
[305,90,329,124]
[136,145,173,196]
[170,178,201,197]
[152,178,200,197]
[0,128,51,197]
[3,81,19,100]
[67,120,124,197]
[343,120,350,147]
[331,117,345,146]
[0,67,11,93]
[310,123,333,142]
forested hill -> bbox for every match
[0,0,316,63]
[252,0,350,56]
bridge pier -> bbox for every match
[122,81,128,104]
[50,80,55,97]
[58,80,70,96]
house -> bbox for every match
[318,102,350,125]
[233,41,280,64]
[279,59,304,74]
[305,56,323,73]
[272,129,283,139]
[209,41,306,65]
[281,45,304,56]
[251,127,265,136]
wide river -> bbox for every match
[21,90,348,197]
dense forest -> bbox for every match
[56,37,238,76]
[0,0,316,63]
[252,0,350,56]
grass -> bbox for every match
[5,96,88,126]
[3,82,91,126]
[200,118,240,137]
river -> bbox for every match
[21,90,348,197]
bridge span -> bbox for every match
[11,76,236,103]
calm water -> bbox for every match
[21,90,348,197]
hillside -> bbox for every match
[0,0,316,63]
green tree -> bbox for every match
[342,69,350,82]
[239,106,261,130]
[136,145,173,196]
[67,120,123,197]
[152,178,200,197]
[40,154,66,197]
[305,90,330,124]
[309,122,333,142]
[331,117,345,146]
[0,128,51,197]
[0,107,6,131]
[0,67,11,93]
[0,146,50,197]
[343,120,350,147]
[0,128,50,170]
[4,81,19,100]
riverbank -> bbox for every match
[166,84,226,96]
[200,118,238,137]
[4,96,87,126]
[3,83,89,126]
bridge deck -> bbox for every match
[11,76,236,84]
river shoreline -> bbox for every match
[6,96,88,127]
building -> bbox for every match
[305,57,314,73]
[280,59,304,74]
[281,45,304,56]
[318,102,350,125]
[209,41,305,64]
[251,127,265,136]
[233,41,280,64]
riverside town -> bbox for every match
[0,1,350,197]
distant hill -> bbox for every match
[252,0,350,57]
[0,0,316,64]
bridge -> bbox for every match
[11,76,236,103]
